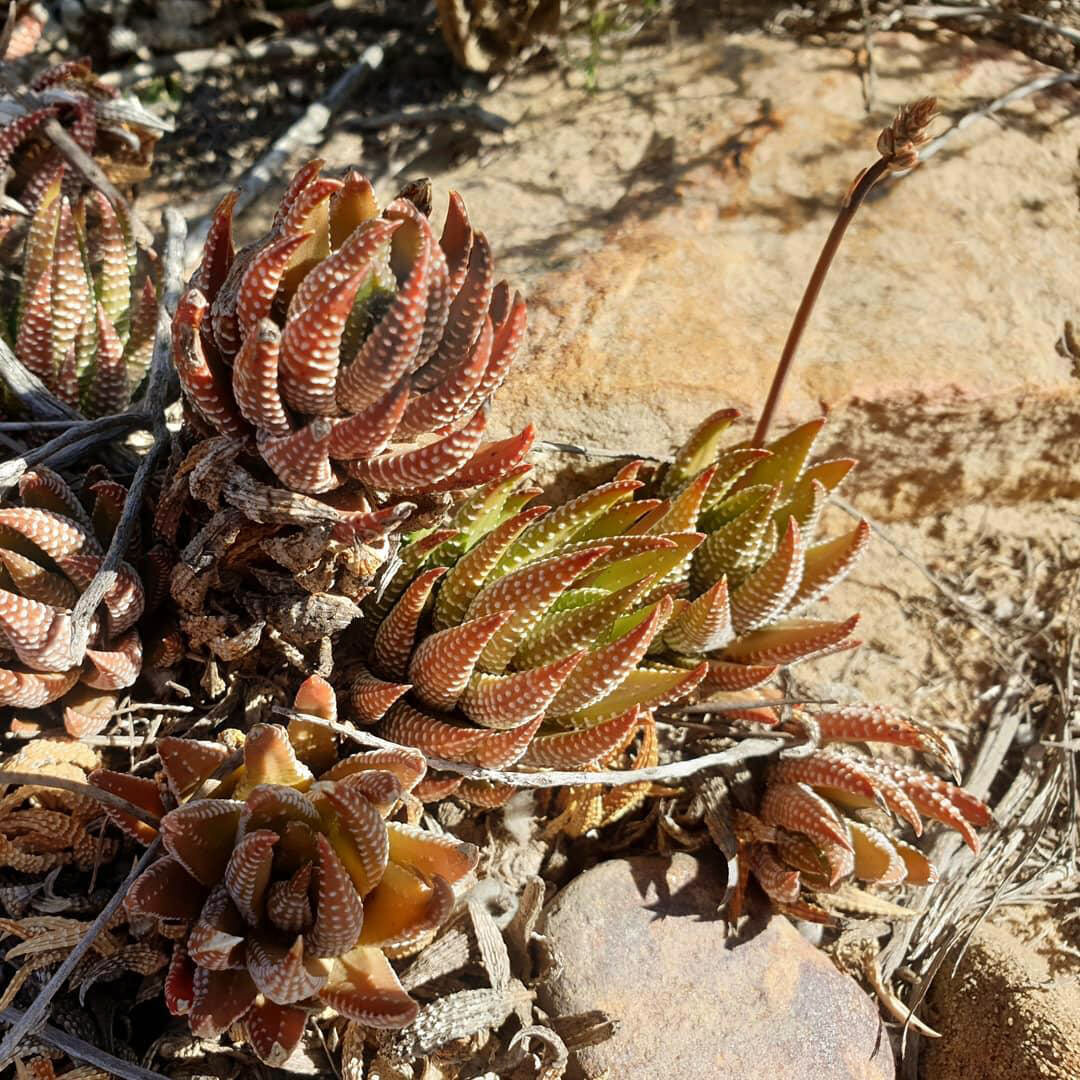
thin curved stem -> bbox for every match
[753,156,890,447]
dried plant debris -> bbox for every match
[436,0,561,73]
[0,738,114,879]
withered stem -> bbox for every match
[753,156,889,447]
[0,770,161,827]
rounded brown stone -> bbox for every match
[539,853,894,1079]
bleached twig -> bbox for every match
[915,69,1080,164]
[272,706,787,787]
[185,43,386,262]
[0,1005,171,1080]
[901,4,1080,49]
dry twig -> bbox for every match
[272,706,787,787]
[0,1005,171,1080]
[915,69,1080,165]
[185,43,386,261]
[0,770,161,827]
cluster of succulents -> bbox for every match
[3,170,157,414]
[90,683,477,1065]
[0,84,1000,1076]
[733,705,991,920]
[0,466,161,737]
[338,408,866,832]
[158,161,533,701]
[0,55,166,215]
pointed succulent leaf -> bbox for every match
[160,800,246,886]
[661,407,741,495]
[289,674,339,774]
[495,480,641,577]
[737,419,825,495]
[351,669,412,724]
[433,507,548,630]
[569,661,707,723]
[188,967,258,1040]
[520,705,641,769]
[157,736,231,801]
[718,615,860,667]
[789,520,870,611]
[759,781,853,854]
[231,319,291,436]
[374,566,447,680]
[236,723,314,798]
[125,856,208,923]
[320,945,417,1027]
[547,599,671,718]
[419,424,535,495]
[729,517,805,633]
[663,577,732,654]
[466,546,611,672]
[461,650,585,729]
[224,828,277,924]
[848,821,907,884]
[245,999,309,1067]
[691,484,781,593]
[515,575,656,668]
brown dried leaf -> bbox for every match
[504,876,544,983]
[386,982,534,1062]
[548,1009,619,1053]
[468,899,510,991]
[400,923,471,992]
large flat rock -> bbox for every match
[538,854,894,1079]
[341,28,1076,521]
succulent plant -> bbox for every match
[2,6,44,62]
[0,56,166,215]
[733,707,992,920]
[160,159,533,705]
[90,684,478,1066]
[3,171,157,415]
[175,158,532,498]
[0,466,146,737]
[340,409,866,831]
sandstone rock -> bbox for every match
[340,29,1075,522]
[922,922,1080,1080]
[538,853,894,1079]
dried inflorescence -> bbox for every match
[0,467,151,737]
[5,171,157,415]
[340,409,867,832]
[175,158,532,499]
[0,55,165,215]
[732,705,992,921]
[90,687,478,1066]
